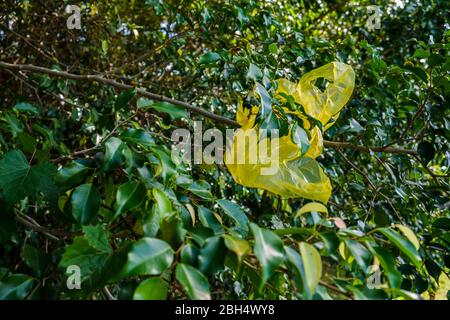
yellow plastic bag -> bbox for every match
[225,62,355,203]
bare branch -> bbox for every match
[0,61,418,156]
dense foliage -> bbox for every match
[0,0,449,300]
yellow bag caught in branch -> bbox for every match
[225,62,355,203]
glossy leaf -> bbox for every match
[175,264,211,300]
[71,184,101,225]
[133,277,168,300]
[250,223,284,284]
[378,228,422,268]
[114,181,146,218]
[122,238,174,276]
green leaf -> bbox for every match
[0,150,57,204]
[71,183,101,225]
[299,242,322,299]
[412,48,429,58]
[114,181,146,218]
[402,66,428,83]
[151,147,176,184]
[14,102,39,114]
[198,236,227,275]
[268,43,278,54]
[153,188,173,219]
[344,239,372,271]
[250,223,284,284]
[146,101,188,119]
[349,118,365,132]
[133,277,168,300]
[247,63,263,81]
[115,89,136,110]
[103,137,124,171]
[395,225,420,250]
[121,238,174,276]
[59,237,110,281]
[55,161,90,191]
[297,202,328,216]
[187,180,214,200]
[82,225,112,254]
[21,245,48,278]
[432,218,450,231]
[136,97,153,108]
[0,274,34,300]
[428,53,445,68]
[175,264,211,300]
[371,246,402,289]
[217,199,249,231]
[198,206,224,235]
[2,112,23,137]
[224,235,250,259]
[120,128,155,148]
[199,52,221,65]
[377,228,422,268]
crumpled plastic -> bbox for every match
[225,62,355,203]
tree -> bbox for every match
[0,0,448,300]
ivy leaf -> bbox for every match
[0,274,34,300]
[114,181,146,218]
[133,277,168,300]
[0,150,57,204]
[71,184,100,225]
[82,225,112,254]
[377,228,422,268]
[59,237,110,283]
[121,238,174,276]
[250,223,284,285]
[217,199,249,232]
[175,263,211,300]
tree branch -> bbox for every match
[0,61,418,156]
